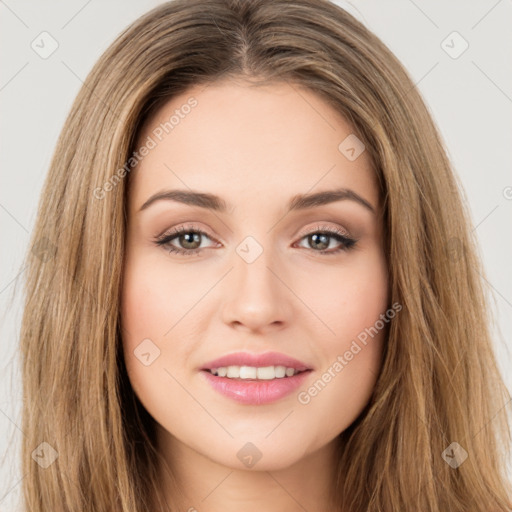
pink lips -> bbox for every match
[200,351,313,405]
[201,351,312,372]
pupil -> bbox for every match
[311,233,328,250]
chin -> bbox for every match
[203,435,315,472]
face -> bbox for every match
[121,79,389,473]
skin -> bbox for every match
[121,79,389,512]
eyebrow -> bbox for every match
[138,187,376,214]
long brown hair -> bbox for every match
[18,0,512,510]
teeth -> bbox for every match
[257,366,275,380]
[226,366,240,378]
[275,366,286,378]
[240,366,257,379]
[209,365,301,379]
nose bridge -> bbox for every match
[221,233,290,331]
[234,233,280,296]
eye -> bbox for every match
[154,224,217,256]
[154,223,358,257]
[294,223,358,255]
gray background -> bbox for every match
[1,0,511,509]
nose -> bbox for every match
[220,242,292,334]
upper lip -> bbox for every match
[201,351,313,372]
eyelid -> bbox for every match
[295,222,351,239]
[155,222,218,242]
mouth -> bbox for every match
[200,352,313,405]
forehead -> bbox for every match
[128,80,379,214]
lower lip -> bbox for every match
[201,370,311,405]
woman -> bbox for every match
[19,0,512,510]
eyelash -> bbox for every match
[154,223,358,257]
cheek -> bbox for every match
[295,245,389,344]
[120,254,201,432]
[292,249,388,431]
[120,250,212,346]
[120,255,183,396]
